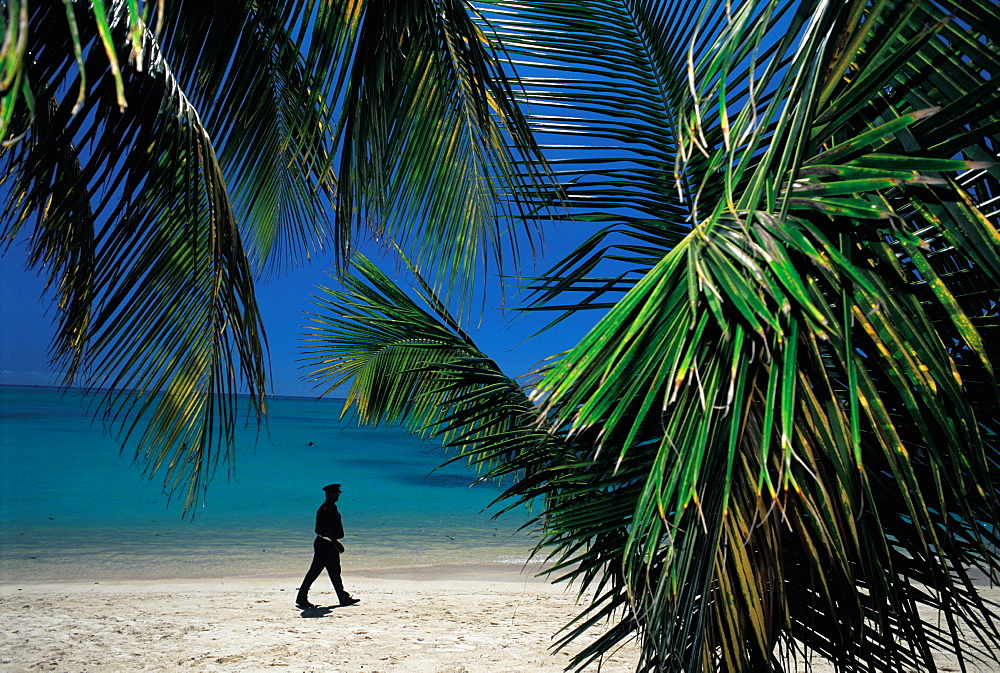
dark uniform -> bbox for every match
[296,484,358,608]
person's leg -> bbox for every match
[324,550,349,602]
[296,540,325,607]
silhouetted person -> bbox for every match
[296,483,359,609]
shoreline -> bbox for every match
[0,560,556,586]
[0,525,544,584]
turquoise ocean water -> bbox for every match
[0,385,537,581]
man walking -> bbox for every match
[296,483,360,609]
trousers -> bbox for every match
[298,537,347,600]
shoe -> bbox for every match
[296,599,318,609]
[339,596,360,607]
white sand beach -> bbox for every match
[1,566,998,672]
[0,565,643,673]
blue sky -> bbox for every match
[0,231,597,398]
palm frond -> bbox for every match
[301,252,553,479]
[323,0,548,305]
[303,1,1000,670]
[533,0,1000,669]
[154,0,337,271]
[152,0,550,291]
[481,0,734,313]
[1,0,551,511]
[1,0,267,512]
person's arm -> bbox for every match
[332,506,345,551]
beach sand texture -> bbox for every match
[0,570,640,673]
[2,569,998,672]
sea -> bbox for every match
[0,385,540,582]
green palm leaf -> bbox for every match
[302,252,554,480]
[1,0,268,512]
[482,0,709,314]
[155,0,340,271]
[532,0,1000,669]
[320,0,548,301]
[310,0,1000,670]
[2,0,546,510]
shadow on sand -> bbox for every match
[299,606,335,618]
